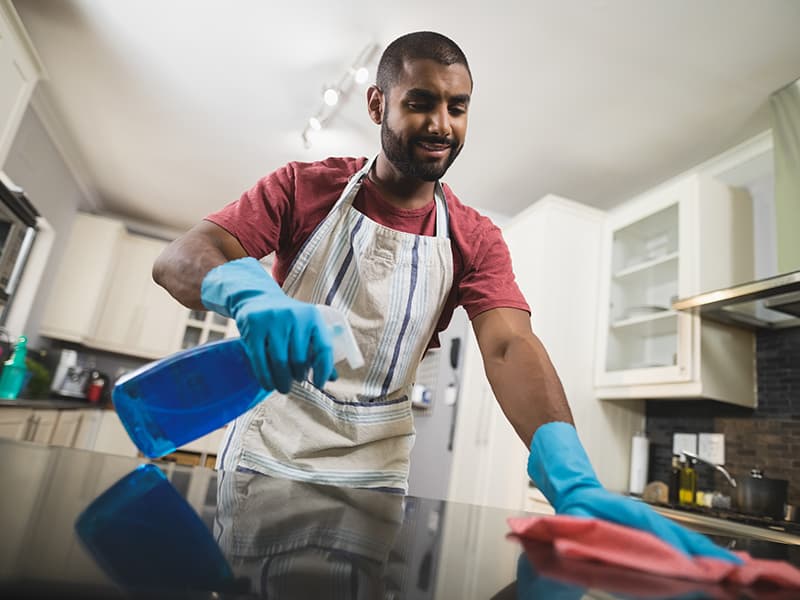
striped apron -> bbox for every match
[217,155,454,492]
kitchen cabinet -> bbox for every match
[447,195,645,512]
[0,406,57,443]
[0,2,42,166]
[594,173,756,406]
[0,406,32,440]
[27,408,57,444]
[177,308,237,350]
[50,409,83,447]
[39,213,125,343]
[40,213,187,359]
[90,232,187,358]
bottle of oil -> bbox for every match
[679,456,697,506]
[668,455,681,504]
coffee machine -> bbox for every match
[50,349,91,399]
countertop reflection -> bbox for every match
[1,438,798,599]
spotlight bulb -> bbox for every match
[354,67,369,84]
[323,88,339,106]
[308,116,322,131]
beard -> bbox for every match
[380,120,462,182]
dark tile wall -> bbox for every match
[645,327,800,505]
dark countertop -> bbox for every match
[1,438,798,600]
[0,397,111,410]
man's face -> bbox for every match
[379,58,471,181]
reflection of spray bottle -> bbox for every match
[679,456,697,506]
[75,464,235,594]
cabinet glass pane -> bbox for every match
[206,330,225,344]
[181,326,202,349]
[210,313,228,327]
[606,203,680,372]
[612,204,678,274]
[189,309,206,322]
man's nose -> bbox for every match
[427,104,452,137]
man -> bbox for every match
[154,31,737,562]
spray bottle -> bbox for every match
[0,335,29,399]
[113,305,363,458]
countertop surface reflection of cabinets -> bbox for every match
[594,173,756,406]
[40,213,187,359]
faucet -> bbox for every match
[681,451,737,488]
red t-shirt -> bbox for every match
[205,156,530,348]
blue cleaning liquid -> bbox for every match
[113,338,270,458]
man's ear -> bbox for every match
[367,85,384,125]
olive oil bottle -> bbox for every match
[679,456,697,506]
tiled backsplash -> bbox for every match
[646,327,800,504]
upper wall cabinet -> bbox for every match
[594,173,757,407]
[40,213,187,359]
[0,2,42,166]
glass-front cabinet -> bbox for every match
[595,172,757,407]
[177,310,237,350]
[604,202,690,381]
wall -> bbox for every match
[646,327,800,506]
[2,105,83,349]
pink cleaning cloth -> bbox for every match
[507,515,800,589]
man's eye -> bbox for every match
[407,102,431,111]
[449,106,467,116]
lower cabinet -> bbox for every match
[0,407,58,444]
[0,407,33,440]
[0,406,226,463]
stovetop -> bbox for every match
[654,501,800,536]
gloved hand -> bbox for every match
[201,257,336,394]
[527,422,742,564]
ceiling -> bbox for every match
[10,0,800,233]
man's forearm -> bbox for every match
[481,332,574,448]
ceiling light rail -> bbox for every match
[302,42,378,148]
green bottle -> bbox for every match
[0,335,29,399]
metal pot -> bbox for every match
[785,504,800,523]
[734,469,788,520]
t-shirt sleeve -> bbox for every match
[203,163,295,258]
[459,222,531,320]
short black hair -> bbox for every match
[376,31,472,95]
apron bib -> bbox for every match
[217,156,454,491]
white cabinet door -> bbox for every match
[0,3,41,166]
[50,410,82,447]
[73,408,102,450]
[0,407,32,440]
[90,233,185,358]
[41,213,185,360]
[39,214,125,342]
[28,409,58,445]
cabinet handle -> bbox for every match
[27,415,40,442]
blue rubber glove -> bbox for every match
[527,422,742,564]
[200,257,336,394]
